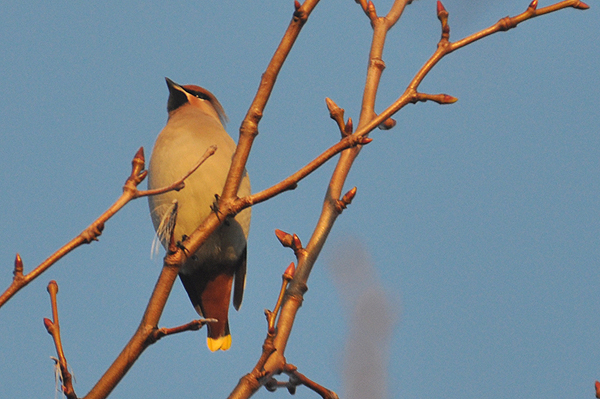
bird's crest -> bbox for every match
[182,84,229,125]
[165,77,228,125]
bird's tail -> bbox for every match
[179,269,235,351]
[207,334,232,351]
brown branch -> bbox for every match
[149,318,217,343]
[274,230,305,259]
[408,0,590,95]
[259,1,413,382]
[283,364,340,399]
[138,145,217,197]
[44,280,77,399]
[325,98,346,136]
[359,0,413,125]
[42,157,209,399]
[231,0,590,396]
[247,132,371,207]
[219,0,321,209]
[265,262,296,334]
[82,134,239,398]
[0,146,215,309]
[227,3,410,396]
[451,0,589,51]
[160,2,323,301]
[263,363,339,398]
[9,0,586,397]
[229,335,278,399]
[326,0,591,150]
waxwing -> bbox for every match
[148,78,251,351]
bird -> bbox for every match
[147,77,251,351]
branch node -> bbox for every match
[130,147,146,184]
[528,0,538,11]
[378,117,396,130]
[498,16,514,32]
[293,0,307,22]
[342,186,357,206]
[358,137,373,145]
[274,229,294,248]
[325,97,346,135]
[355,0,368,14]
[574,1,589,9]
[292,234,303,252]
[43,317,54,332]
[369,57,386,72]
[47,280,59,296]
[414,92,458,105]
[437,1,450,40]
[283,261,296,281]
[274,229,304,257]
[13,253,23,279]
[366,1,377,22]
[335,187,357,213]
[441,94,459,104]
[80,222,105,244]
[344,117,354,137]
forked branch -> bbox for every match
[229,0,589,397]
[44,280,77,399]
[220,0,321,203]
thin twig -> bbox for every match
[0,146,215,309]
[139,145,216,197]
[174,0,322,279]
[149,318,217,343]
[255,0,588,395]
[265,262,296,334]
[284,364,340,399]
[261,2,412,383]
[220,0,321,206]
[247,132,370,207]
[44,281,77,399]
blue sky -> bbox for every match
[0,1,598,398]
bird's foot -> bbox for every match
[211,194,230,225]
[176,235,190,255]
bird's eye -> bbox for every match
[191,91,209,100]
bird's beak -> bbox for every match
[165,77,189,113]
[165,77,186,93]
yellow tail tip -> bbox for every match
[207,335,232,351]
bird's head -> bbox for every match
[165,77,228,125]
